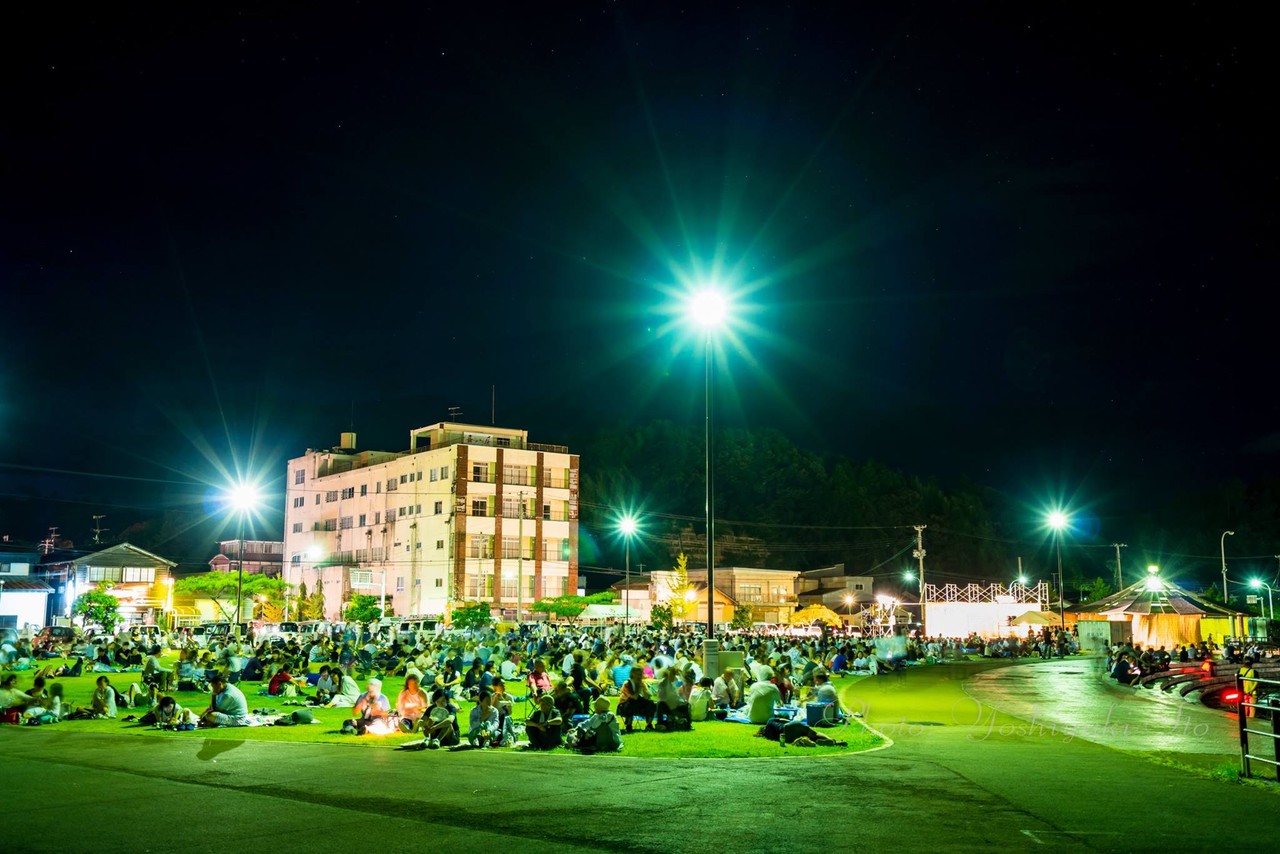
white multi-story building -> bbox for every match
[282,423,579,622]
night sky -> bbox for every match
[3,3,1275,545]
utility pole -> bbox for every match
[91,515,107,545]
[1111,543,1127,590]
[913,525,927,636]
[517,490,525,625]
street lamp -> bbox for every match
[224,482,263,636]
[689,287,728,637]
[903,570,923,630]
[1249,579,1274,622]
[1047,511,1069,630]
[618,514,639,635]
[1220,530,1235,604]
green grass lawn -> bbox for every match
[12,656,882,759]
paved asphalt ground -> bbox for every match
[2,658,1277,853]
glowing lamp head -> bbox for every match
[1250,579,1263,590]
[1144,576,1163,592]
[306,545,324,562]
[1047,511,1069,531]
[843,595,853,605]
[903,571,916,582]
[684,589,698,603]
[1016,576,1028,585]
[226,482,262,514]
[618,515,638,537]
[689,289,728,329]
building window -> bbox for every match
[387,478,397,492]
[468,534,492,559]
[291,554,301,565]
[435,578,443,587]
[341,487,355,500]
[430,468,438,482]
[325,490,338,503]
[360,484,368,496]
[323,519,337,531]
[854,584,865,591]
[436,540,445,550]
[471,498,487,517]
[400,474,408,484]
[315,494,321,505]
[415,504,422,515]
[339,516,354,530]
[376,481,382,494]
[434,501,443,515]
[293,496,305,508]
[374,512,381,524]
[358,514,366,527]
[472,463,487,482]
[502,537,520,559]
[396,576,405,592]
[292,522,303,533]
[294,469,305,484]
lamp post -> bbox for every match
[1220,530,1235,604]
[225,482,263,637]
[689,288,727,637]
[1249,579,1274,622]
[843,594,854,624]
[1047,511,1069,630]
[618,515,638,635]
[903,571,923,632]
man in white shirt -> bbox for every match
[712,667,742,709]
[745,668,782,725]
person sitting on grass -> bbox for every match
[655,666,691,731]
[346,677,390,735]
[810,671,845,720]
[746,667,783,725]
[552,679,584,720]
[1,674,34,717]
[434,661,463,698]
[64,675,120,720]
[565,696,622,754]
[266,663,294,697]
[420,689,460,749]
[397,674,431,733]
[141,645,174,692]
[688,677,715,722]
[526,658,552,697]
[140,695,198,729]
[201,672,250,728]
[466,689,501,748]
[35,656,83,680]
[712,666,743,710]
[326,665,361,708]
[310,665,338,704]
[616,665,657,733]
[523,694,563,750]
[489,676,517,746]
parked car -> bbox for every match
[33,625,77,651]
[190,622,232,647]
[394,619,439,644]
[260,621,301,644]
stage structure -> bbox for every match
[923,581,1050,639]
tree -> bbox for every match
[531,592,617,623]
[304,585,327,620]
[1079,577,1113,603]
[730,603,754,630]
[175,572,292,622]
[72,587,121,632]
[664,553,695,620]
[344,594,382,624]
[451,601,493,631]
[650,602,673,630]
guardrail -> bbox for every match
[1237,672,1280,780]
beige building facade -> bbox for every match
[283,423,578,622]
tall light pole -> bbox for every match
[1220,530,1235,604]
[618,515,638,635]
[690,288,727,636]
[912,524,927,635]
[1111,542,1127,590]
[1249,579,1274,622]
[225,482,263,637]
[1047,511,1069,630]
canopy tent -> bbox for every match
[790,604,843,627]
[1011,611,1059,626]
[1070,576,1243,648]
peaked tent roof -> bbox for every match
[72,542,177,570]
[1068,577,1241,617]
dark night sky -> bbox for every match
[2,3,1276,543]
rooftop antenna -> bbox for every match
[447,406,462,422]
[92,515,108,545]
[41,526,60,555]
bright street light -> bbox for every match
[617,514,640,634]
[1249,578,1274,621]
[1045,510,1070,630]
[223,481,264,634]
[686,287,730,637]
